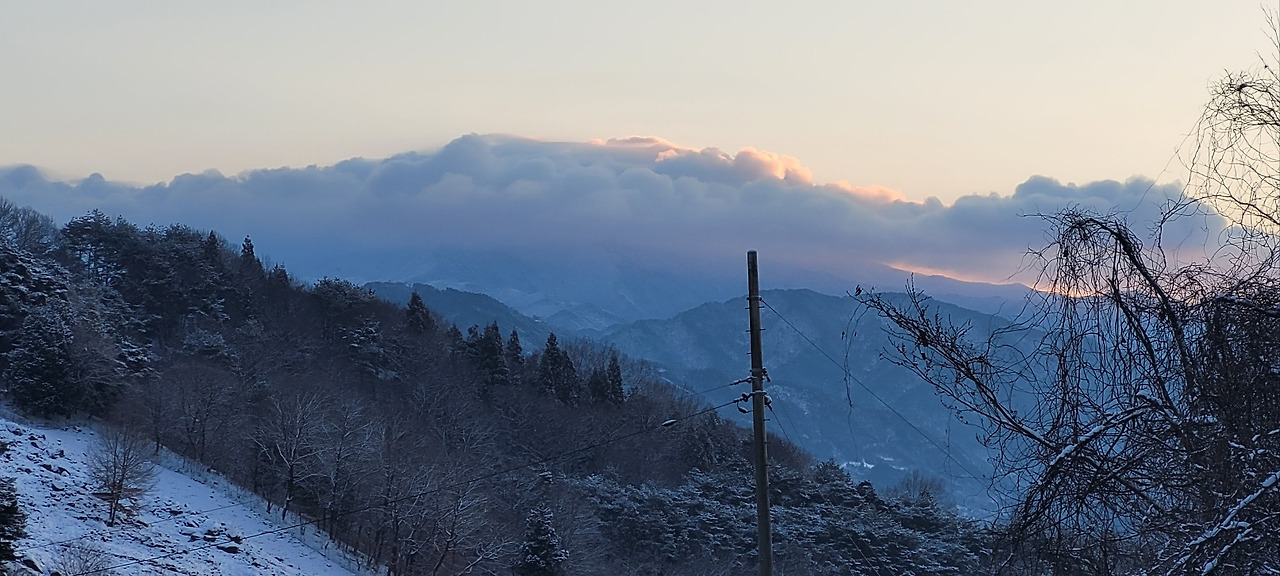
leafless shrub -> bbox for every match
[87,427,156,526]
[50,542,115,576]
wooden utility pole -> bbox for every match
[747,250,773,576]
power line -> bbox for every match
[65,400,738,576]
[759,298,987,483]
[765,404,792,446]
[680,377,750,398]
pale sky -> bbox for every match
[0,1,1269,203]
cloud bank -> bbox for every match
[0,134,1215,302]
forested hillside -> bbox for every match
[0,199,986,575]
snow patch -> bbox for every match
[0,415,370,576]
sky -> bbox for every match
[0,1,1270,203]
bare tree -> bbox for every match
[0,197,58,256]
[856,14,1280,575]
[50,542,116,576]
[171,360,237,465]
[88,427,156,526]
[309,397,375,538]
[252,391,328,520]
[887,470,954,510]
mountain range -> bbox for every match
[369,274,1028,515]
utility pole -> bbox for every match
[747,250,773,576]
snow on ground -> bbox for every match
[0,414,368,575]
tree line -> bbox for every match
[0,200,984,575]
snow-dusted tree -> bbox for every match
[887,470,953,510]
[5,303,76,417]
[58,210,129,284]
[312,277,377,345]
[513,507,567,576]
[344,316,395,387]
[0,476,26,562]
[0,197,57,256]
[87,426,156,526]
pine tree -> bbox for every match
[478,322,509,389]
[405,292,434,335]
[444,324,466,359]
[506,330,525,386]
[513,507,567,576]
[266,264,291,291]
[537,334,580,405]
[201,231,224,268]
[604,352,625,405]
[240,235,257,264]
[587,369,609,404]
[239,235,263,277]
[5,305,77,417]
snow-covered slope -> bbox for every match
[1,415,365,576]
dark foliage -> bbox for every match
[0,477,25,562]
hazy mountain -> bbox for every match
[603,288,1016,514]
[381,248,1032,331]
[370,276,1021,515]
[365,281,555,343]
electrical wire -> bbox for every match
[759,298,987,483]
[65,399,738,576]
[765,404,795,447]
[680,377,750,398]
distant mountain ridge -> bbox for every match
[373,249,1031,329]
[369,278,1017,514]
[365,281,555,343]
[602,288,1008,514]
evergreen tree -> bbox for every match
[465,324,482,357]
[478,322,509,390]
[537,333,580,405]
[239,235,263,278]
[5,305,77,417]
[513,507,566,576]
[464,323,509,399]
[506,329,525,385]
[405,291,434,335]
[202,231,223,265]
[240,235,257,265]
[266,264,291,291]
[0,476,25,562]
[444,324,466,359]
[604,352,625,405]
[587,369,609,404]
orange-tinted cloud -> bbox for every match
[0,135,1212,320]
